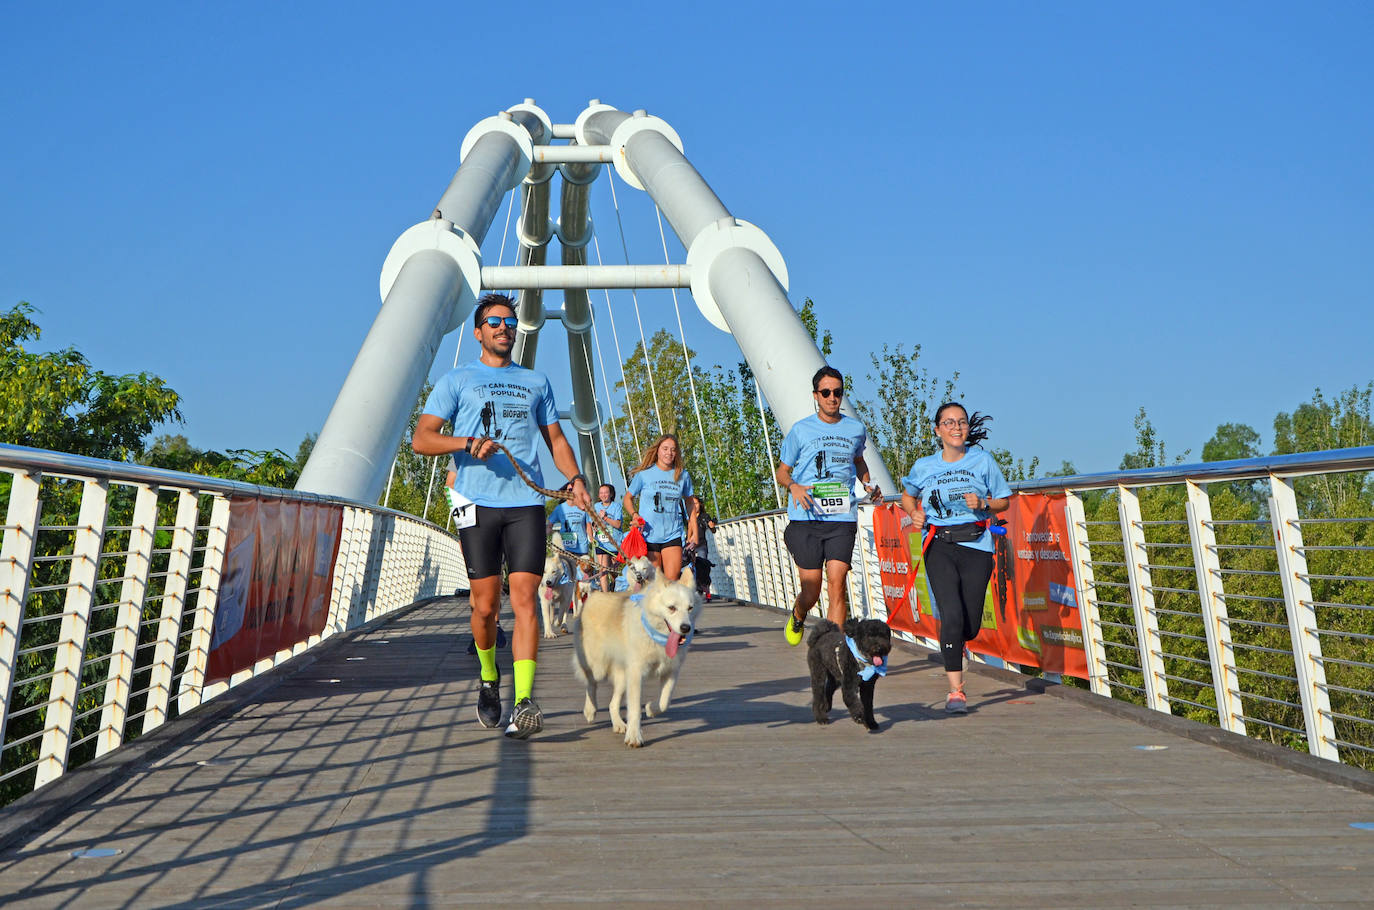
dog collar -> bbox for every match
[845,635,887,681]
[631,594,693,649]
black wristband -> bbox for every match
[463,436,472,454]
[571,473,587,485]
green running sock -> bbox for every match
[513,659,536,702]
[477,646,498,683]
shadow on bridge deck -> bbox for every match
[2,597,1373,907]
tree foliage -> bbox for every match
[1,302,181,460]
[850,342,958,477]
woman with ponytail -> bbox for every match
[899,402,1011,715]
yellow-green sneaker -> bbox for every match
[784,611,805,646]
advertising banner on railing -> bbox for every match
[872,495,1087,678]
[207,498,344,681]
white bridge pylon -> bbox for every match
[296,100,897,503]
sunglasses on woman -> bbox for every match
[483,316,519,329]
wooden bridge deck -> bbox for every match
[3,596,1374,908]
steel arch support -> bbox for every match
[299,107,547,501]
[579,104,897,494]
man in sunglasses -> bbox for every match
[413,293,591,739]
[773,366,880,646]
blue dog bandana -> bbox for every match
[631,593,694,649]
[845,635,887,681]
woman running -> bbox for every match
[900,402,1011,715]
[623,434,699,581]
[591,483,624,592]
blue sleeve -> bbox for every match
[986,457,1012,500]
[535,376,559,426]
[422,372,460,422]
[779,426,800,468]
[901,463,921,497]
[682,471,694,498]
[550,503,565,524]
[627,472,644,496]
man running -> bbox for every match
[413,293,591,738]
[774,366,879,645]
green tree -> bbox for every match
[850,343,958,478]
[1,302,181,460]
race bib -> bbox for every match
[560,531,577,548]
[811,480,852,516]
[446,488,477,529]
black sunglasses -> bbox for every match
[814,388,843,399]
[483,316,518,329]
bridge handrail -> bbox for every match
[708,446,1374,770]
[0,444,467,805]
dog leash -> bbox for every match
[471,435,631,563]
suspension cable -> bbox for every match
[605,169,662,432]
[590,294,632,483]
[591,231,642,456]
[654,204,720,519]
[756,382,783,509]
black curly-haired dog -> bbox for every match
[806,618,892,731]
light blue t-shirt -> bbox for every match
[422,360,559,508]
[590,500,624,549]
[778,413,868,523]
[627,466,694,544]
[549,502,590,554]
[900,447,1012,552]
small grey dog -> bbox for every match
[806,618,892,731]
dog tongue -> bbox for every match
[872,655,883,666]
[666,632,683,658]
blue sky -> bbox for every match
[3,2,1371,483]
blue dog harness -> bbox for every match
[631,593,694,649]
[845,635,887,681]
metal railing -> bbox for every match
[711,447,1374,768]
[0,444,466,803]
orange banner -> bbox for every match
[871,495,1086,678]
[207,498,344,681]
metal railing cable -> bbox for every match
[0,443,465,805]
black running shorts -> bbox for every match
[783,520,858,571]
[458,505,547,580]
[646,537,683,553]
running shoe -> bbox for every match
[945,691,968,715]
[783,611,805,646]
[504,697,543,739]
[476,678,502,728]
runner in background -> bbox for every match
[590,483,624,592]
[623,434,699,581]
[899,401,1011,715]
[774,366,880,646]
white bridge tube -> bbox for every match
[482,264,690,289]
[298,109,546,500]
[579,105,897,493]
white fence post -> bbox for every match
[1118,485,1170,712]
[142,489,199,734]
[178,495,231,714]
[1268,475,1339,761]
[1185,480,1245,736]
[0,471,42,752]
[35,479,109,788]
[1064,492,1111,697]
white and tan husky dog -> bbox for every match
[539,549,578,639]
[573,567,702,747]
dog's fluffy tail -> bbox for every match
[807,618,840,646]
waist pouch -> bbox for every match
[929,521,986,544]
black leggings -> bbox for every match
[924,538,994,671]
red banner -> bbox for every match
[207,498,344,681]
[872,495,1086,678]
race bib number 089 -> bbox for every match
[811,481,852,516]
